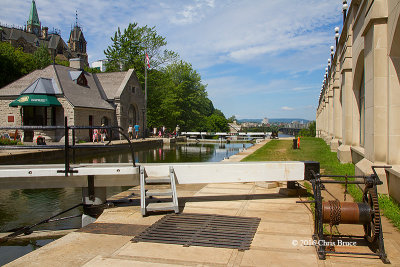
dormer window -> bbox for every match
[77,75,88,86]
[69,71,88,86]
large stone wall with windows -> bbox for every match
[316,0,400,201]
[115,69,146,138]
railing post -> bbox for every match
[64,117,69,176]
[72,128,76,164]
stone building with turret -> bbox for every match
[0,0,88,65]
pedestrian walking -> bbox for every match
[128,125,133,140]
[134,124,140,139]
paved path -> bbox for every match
[5,138,400,266]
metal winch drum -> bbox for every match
[322,201,372,225]
[299,166,391,264]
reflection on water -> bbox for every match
[0,142,252,264]
[0,142,252,232]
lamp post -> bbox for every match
[335,27,340,48]
[330,46,334,63]
[328,58,331,74]
[343,0,348,24]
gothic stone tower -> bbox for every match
[26,0,41,36]
[68,23,88,66]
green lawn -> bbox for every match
[243,137,400,231]
[243,137,354,175]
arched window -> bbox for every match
[101,116,109,126]
[359,72,365,147]
[128,105,136,125]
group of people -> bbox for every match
[92,124,107,143]
[128,124,140,140]
[153,125,180,138]
[92,124,181,142]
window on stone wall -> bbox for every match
[128,105,136,125]
[131,86,136,94]
[101,116,109,126]
[359,72,365,147]
[46,107,56,126]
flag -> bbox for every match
[145,53,150,68]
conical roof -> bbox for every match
[27,0,40,26]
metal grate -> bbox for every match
[132,213,260,250]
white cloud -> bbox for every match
[0,0,341,120]
[281,106,294,111]
[170,0,216,25]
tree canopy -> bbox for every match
[0,42,36,88]
[105,23,228,132]
[104,22,178,72]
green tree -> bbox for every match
[164,61,213,131]
[309,121,316,137]
[297,121,316,137]
[104,22,177,72]
[104,22,229,133]
[227,115,236,123]
[33,45,51,69]
[205,111,229,132]
[0,42,36,88]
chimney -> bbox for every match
[69,58,84,70]
[42,27,48,39]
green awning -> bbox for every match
[9,94,62,107]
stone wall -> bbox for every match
[116,70,145,137]
[316,0,400,201]
[0,97,22,137]
[73,107,116,141]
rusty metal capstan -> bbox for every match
[300,166,391,264]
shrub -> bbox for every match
[0,138,22,146]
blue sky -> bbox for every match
[1,0,343,120]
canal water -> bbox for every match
[0,141,252,265]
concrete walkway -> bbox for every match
[5,138,400,266]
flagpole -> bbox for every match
[144,49,147,139]
[145,49,147,110]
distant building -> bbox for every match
[91,59,108,72]
[262,117,269,125]
[0,0,88,65]
[228,122,241,134]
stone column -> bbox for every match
[354,21,389,195]
[328,86,334,139]
[337,69,353,162]
[324,96,329,139]
[319,102,324,138]
[363,22,388,163]
[388,57,400,165]
[330,84,342,151]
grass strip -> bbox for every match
[242,137,400,231]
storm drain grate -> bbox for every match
[131,213,261,250]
